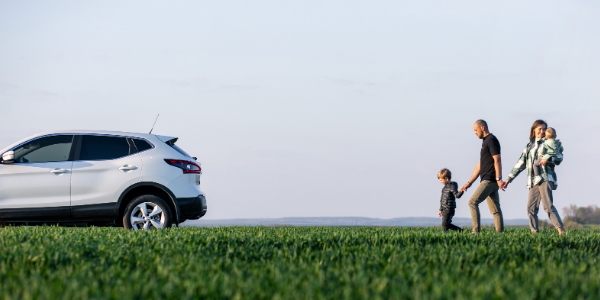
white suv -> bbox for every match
[0,130,206,230]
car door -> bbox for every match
[0,135,74,219]
[70,135,142,218]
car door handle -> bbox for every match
[50,168,69,174]
[119,165,138,171]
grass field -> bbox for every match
[0,226,598,300]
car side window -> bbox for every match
[132,138,153,153]
[79,135,132,161]
[13,135,74,163]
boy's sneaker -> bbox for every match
[533,176,542,186]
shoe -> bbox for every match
[533,176,542,186]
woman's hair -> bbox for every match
[529,119,548,141]
[437,168,451,180]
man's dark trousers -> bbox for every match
[442,208,462,231]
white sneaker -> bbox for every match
[533,176,542,186]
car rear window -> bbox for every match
[132,138,153,152]
[169,143,192,158]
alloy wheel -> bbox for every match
[129,202,166,230]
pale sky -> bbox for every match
[1,1,599,220]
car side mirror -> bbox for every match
[2,151,15,163]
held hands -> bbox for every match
[501,180,510,190]
[497,180,506,191]
[539,159,548,166]
[460,182,472,192]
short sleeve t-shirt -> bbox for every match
[480,134,501,182]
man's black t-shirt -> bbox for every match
[480,134,501,182]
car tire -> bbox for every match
[123,195,173,230]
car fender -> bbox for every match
[116,182,182,224]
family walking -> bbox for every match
[437,119,565,234]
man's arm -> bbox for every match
[492,154,505,190]
[460,162,480,192]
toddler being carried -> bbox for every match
[533,127,563,186]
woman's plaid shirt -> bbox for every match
[507,139,563,189]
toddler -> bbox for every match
[437,168,463,231]
[533,127,563,186]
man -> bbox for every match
[460,120,505,233]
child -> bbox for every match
[532,127,563,187]
[437,168,464,231]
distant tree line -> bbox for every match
[562,205,600,228]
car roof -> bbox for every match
[37,130,175,141]
[1,130,178,153]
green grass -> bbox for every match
[0,226,598,300]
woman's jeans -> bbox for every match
[527,181,564,232]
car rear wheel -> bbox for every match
[123,195,172,230]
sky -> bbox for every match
[1,1,599,220]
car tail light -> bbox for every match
[164,159,202,174]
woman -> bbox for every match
[503,120,565,234]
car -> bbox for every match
[0,130,206,229]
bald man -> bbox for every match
[460,119,505,233]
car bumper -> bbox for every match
[177,194,207,220]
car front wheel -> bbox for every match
[123,195,173,230]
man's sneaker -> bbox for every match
[533,176,542,186]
